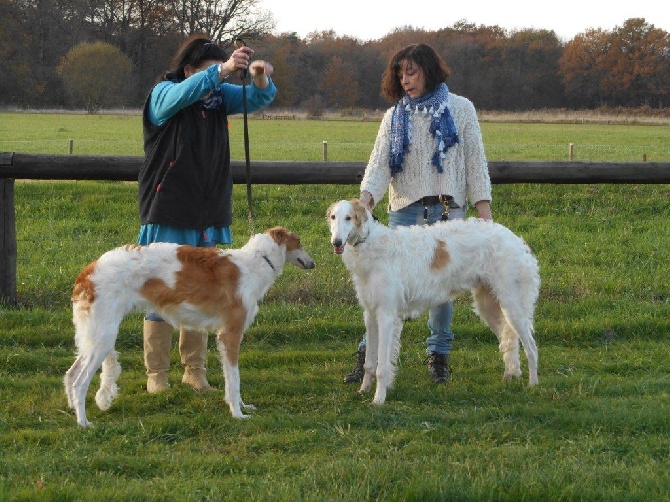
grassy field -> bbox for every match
[1,113,670,501]
[2,111,670,162]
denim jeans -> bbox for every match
[358,201,466,355]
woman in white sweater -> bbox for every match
[344,43,493,385]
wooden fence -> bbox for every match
[1,152,669,305]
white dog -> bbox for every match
[326,199,539,405]
[64,227,315,427]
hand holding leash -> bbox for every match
[218,41,254,82]
[233,38,255,235]
[232,38,273,85]
[232,39,251,79]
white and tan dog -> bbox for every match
[327,199,540,405]
[64,227,315,427]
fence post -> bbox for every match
[569,143,574,161]
[0,177,17,306]
[322,141,328,162]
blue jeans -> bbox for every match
[358,201,466,355]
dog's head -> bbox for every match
[326,199,370,255]
[266,227,316,270]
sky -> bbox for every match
[258,0,669,42]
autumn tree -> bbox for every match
[559,29,611,108]
[500,29,565,110]
[252,33,303,108]
[433,23,508,109]
[319,55,360,108]
[605,18,670,107]
[4,2,669,111]
[0,0,28,105]
[560,19,669,108]
[57,42,135,112]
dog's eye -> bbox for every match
[345,216,352,221]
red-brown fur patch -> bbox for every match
[431,240,451,270]
[72,261,97,310]
[139,246,243,324]
[351,199,368,228]
[267,226,302,252]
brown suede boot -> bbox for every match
[143,319,173,393]
[179,329,214,392]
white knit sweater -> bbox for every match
[361,93,492,211]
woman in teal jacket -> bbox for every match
[138,34,277,394]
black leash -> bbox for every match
[234,38,254,236]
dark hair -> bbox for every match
[380,44,451,102]
[163,33,228,82]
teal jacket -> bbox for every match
[138,63,276,230]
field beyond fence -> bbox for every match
[0,113,669,500]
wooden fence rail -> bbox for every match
[1,152,669,305]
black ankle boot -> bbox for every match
[427,352,451,384]
[343,347,366,384]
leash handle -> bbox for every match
[234,38,254,235]
[233,38,249,80]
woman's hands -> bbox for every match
[218,46,273,87]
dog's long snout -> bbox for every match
[289,249,316,270]
[297,257,316,269]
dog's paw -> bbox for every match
[503,371,522,381]
[359,379,373,393]
[229,401,254,419]
[371,387,387,405]
[95,385,118,411]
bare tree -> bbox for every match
[166,0,275,42]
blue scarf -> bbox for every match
[202,89,224,110]
[389,83,459,176]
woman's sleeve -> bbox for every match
[148,64,222,125]
[462,99,492,204]
[221,78,278,115]
[360,110,393,207]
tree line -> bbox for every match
[1,0,668,112]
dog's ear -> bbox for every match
[350,199,368,226]
[266,226,289,244]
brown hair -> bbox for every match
[380,44,451,102]
[163,33,228,82]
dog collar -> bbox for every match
[352,213,376,246]
[262,255,276,272]
[352,230,370,247]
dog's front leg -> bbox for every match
[359,309,377,393]
[216,330,252,418]
[371,311,397,405]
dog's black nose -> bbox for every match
[333,239,343,247]
[298,258,316,269]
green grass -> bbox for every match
[1,113,670,500]
[2,111,669,162]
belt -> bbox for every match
[415,195,452,206]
